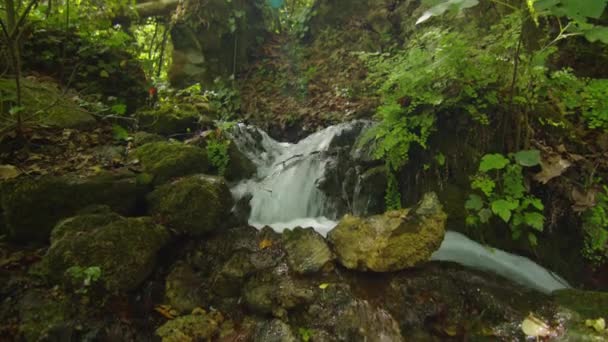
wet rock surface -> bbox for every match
[328,192,447,272]
[147,174,234,236]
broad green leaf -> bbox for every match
[523,212,545,231]
[479,154,510,172]
[504,165,526,199]
[521,197,544,211]
[559,0,607,19]
[111,103,127,115]
[514,150,541,167]
[585,26,608,44]
[471,175,496,197]
[465,194,484,211]
[416,0,480,25]
[491,199,519,223]
[319,283,329,289]
[100,70,110,78]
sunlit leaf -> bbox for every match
[514,150,541,167]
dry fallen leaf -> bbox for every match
[534,154,572,184]
[571,187,598,212]
[154,305,178,320]
[259,239,273,250]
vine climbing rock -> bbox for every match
[327,192,447,272]
[147,174,234,236]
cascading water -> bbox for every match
[229,122,363,235]
[229,122,570,294]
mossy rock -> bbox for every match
[130,131,165,147]
[165,261,206,314]
[136,103,208,136]
[253,320,297,342]
[42,214,170,292]
[18,289,73,342]
[131,141,209,185]
[0,78,95,129]
[327,192,447,272]
[156,309,223,342]
[282,227,334,275]
[1,172,143,242]
[50,206,123,243]
[225,141,256,181]
[147,174,233,236]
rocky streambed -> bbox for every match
[0,122,606,341]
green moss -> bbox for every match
[136,103,212,136]
[50,207,123,243]
[0,78,95,129]
[554,289,608,318]
[131,131,165,147]
[18,289,72,342]
[156,310,221,341]
[42,215,170,292]
[328,193,447,272]
[282,227,334,275]
[131,141,209,185]
[147,174,233,236]
[1,172,141,242]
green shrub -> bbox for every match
[465,150,545,246]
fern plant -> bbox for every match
[465,150,545,246]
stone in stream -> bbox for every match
[282,227,334,275]
[253,319,297,342]
[147,174,233,236]
[155,309,224,341]
[40,211,170,292]
[130,141,209,185]
[328,192,447,272]
[0,171,143,242]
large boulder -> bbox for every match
[0,172,142,242]
[41,212,170,292]
[130,141,209,185]
[327,192,447,272]
[147,174,233,236]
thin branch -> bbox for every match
[10,0,39,40]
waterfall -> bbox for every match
[229,122,365,235]
[229,122,570,294]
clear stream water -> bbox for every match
[229,122,570,294]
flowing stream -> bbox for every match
[229,122,570,294]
